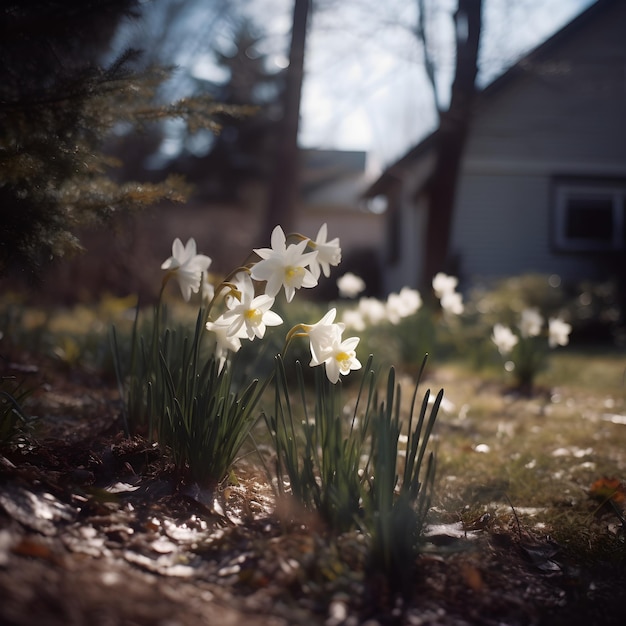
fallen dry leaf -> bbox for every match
[589,477,626,504]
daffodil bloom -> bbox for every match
[251,225,318,302]
[224,271,255,307]
[440,290,464,316]
[341,308,366,332]
[357,296,387,325]
[386,287,422,324]
[310,333,362,384]
[337,272,365,299]
[301,308,345,364]
[308,223,341,279]
[548,317,572,348]
[161,237,212,302]
[432,272,458,299]
[221,292,283,340]
[519,308,543,338]
[491,323,519,355]
[205,317,242,371]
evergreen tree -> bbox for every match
[0,0,227,280]
[200,23,283,199]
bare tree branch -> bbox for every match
[415,0,442,115]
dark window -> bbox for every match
[554,181,626,252]
[565,196,613,242]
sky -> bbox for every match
[297,0,596,169]
[110,0,596,171]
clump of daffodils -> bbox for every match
[334,272,468,335]
[115,218,444,564]
[491,306,572,390]
[161,224,356,385]
[112,223,352,486]
[339,282,423,331]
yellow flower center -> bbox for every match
[245,308,263,325]
[285,265,305,285]
[335,351,351,368]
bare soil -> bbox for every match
[1,349,625,626]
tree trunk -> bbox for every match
[422,0,482,286]
[261,0,310,243]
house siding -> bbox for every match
[449,0,626,284]
[383,152,436,293]
[450,173,603,282]
[385,192,427,293]
[296,207,384,258]
[469,1,626,163]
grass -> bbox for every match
[426,351,626,568]
[538,348,626,392]
[2,295,625,623]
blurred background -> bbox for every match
[2,0,623,340]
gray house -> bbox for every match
[365,0,626,294]
[297,149,383,263]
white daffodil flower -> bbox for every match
[205,317,242,371]
[386,287,422,324]
[491,323,519,355]
[221,292,283,341]
[161,237,212,302]
[310,334,362,384]
[251,225,318,302]
[357,297,387,325]
[432,273,464,315]
[432,272,459,299]
[337,272,366,299]
[548,317,572,348]
[519,307,544,338]
[302,308,345,365]
[440,290,464,316]
[309,223,342,279]
[341,308,367,332]
[224,271,255,308]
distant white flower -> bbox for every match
[433,273,464,315]
[205,317,242,371]
[432,272,459,299]
[386,287,422,324]
[358,297,387,325]
[161,238,212,302]
[396,287,422,313]
[337,272,366,299]
[309,223,341,279]
[341,308,367,332]
[440,290,464,315]
[251,225,318,302]
[548,317,572,348]
[491,323,519,355]
[221,291,283,341]
[310,333,362,384]
[519,308,544,338]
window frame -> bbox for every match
[553,179,626,252]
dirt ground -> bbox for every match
[1,348,626,626]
